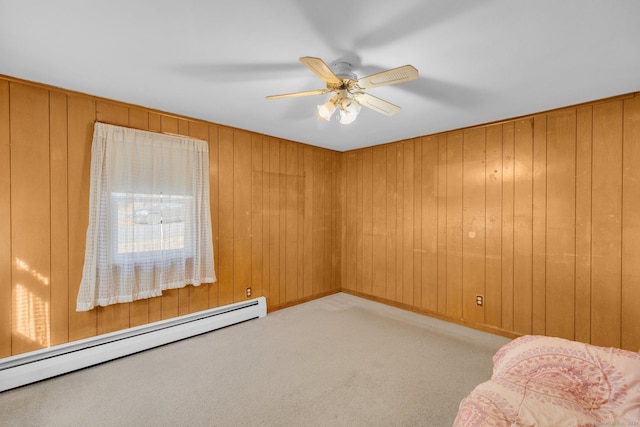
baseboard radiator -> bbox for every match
[0,297,267,392]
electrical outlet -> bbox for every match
[476,295,484,306]
[245,287,252,297]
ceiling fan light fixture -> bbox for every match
[317,97,337,121]
[338,98,361,125]
[268,57,418,124]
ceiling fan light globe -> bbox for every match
[344,99,361,115]
[338,99,361,124]
[317,100,337,121]
[339,109,358,125]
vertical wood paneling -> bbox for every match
[319,150,334,293]
[372,146,387,298]
[128,108,148,130]
[0,81,10,357]
[315,151,324,295]
[327,150,337,292]
[208,125,220,310]
[331,151,340,292]
[413,140,422,309]
[304,147,320,297]
[531,115,547,335]
[485,124,502,328]
[356,151,364,294]
[297,147,305,297]
[67,95,97,342]
[96,101,128,125]
[260,137,270,303]
[234,131,252,302]
[591,101,623,347]
[417,137,438,312]
[320,150,331,293]
[336,98,633,347]
[251,135,264,301]
[178,119,189,135]
[278,142,287,300]
[149,113,160,132]
[385,145,398,301]
[218,127,235,307]
[545,110,577,340]
[344,152,357,293]
[284,142,299,302]
[10,83,51,354]
[462,128,486,323]
[513,119,533,334]
[395,146,404,303]
[446,132,463,317]
[437,135,448,313]
[336,94,635,348]
[575,107,593,343]
[362,149,373,296]
[335,152,346,293]
[420,137,438,312]
[501,123,515,331]
[621,95,640,351]
[402,141,415,306]
[49,91,70,345]
[268,138,280,306]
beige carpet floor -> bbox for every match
[0,293,511,427]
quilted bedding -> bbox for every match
[453,335,640,426]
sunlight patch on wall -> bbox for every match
[13,258,51,348]
[15,257,50,286]
[14,283,51,348]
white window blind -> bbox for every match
[76,122,216,311]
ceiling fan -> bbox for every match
[266,57,418,124]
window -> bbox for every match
[111,192,193,262]
[76,123,216,311]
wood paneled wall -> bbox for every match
[2,74,638,358]
[0,76,340,358]
[338,93,640,352]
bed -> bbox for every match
[453,335,640,426]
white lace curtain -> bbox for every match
[77,122,216,311]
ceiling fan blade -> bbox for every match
[266,89,329,100]
[357,65,418,89]
[299,57,342,85]
[353,92,401,116]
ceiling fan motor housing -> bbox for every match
[329,62,356,79]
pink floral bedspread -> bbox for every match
[454,335,640,426]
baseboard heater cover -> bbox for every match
[0,297,266,392]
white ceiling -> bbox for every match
[2,0,639,152]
